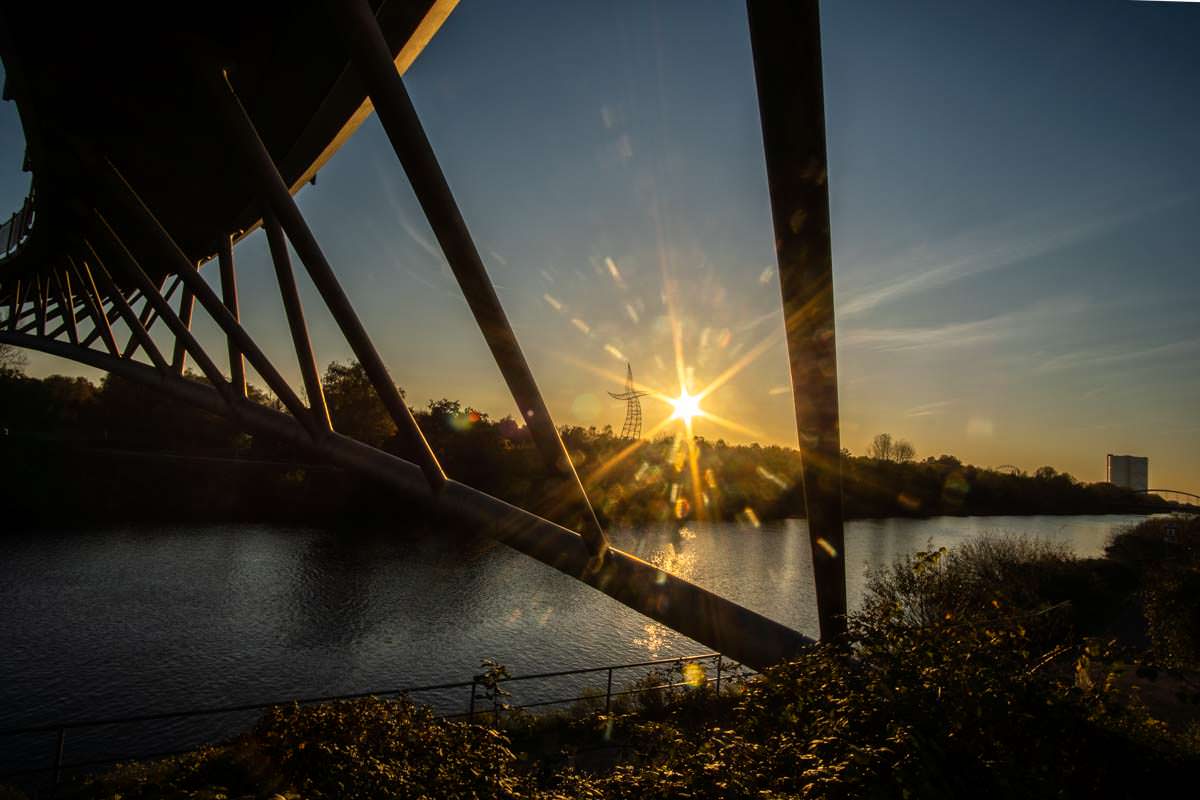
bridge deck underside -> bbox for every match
[0,0,447,292]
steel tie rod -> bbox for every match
[201,67,446,490]
[326,0,608,558]
[263,208,332,432]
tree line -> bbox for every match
[0,359,1172,528]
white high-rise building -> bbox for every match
[1107,454,1148,492]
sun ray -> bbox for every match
[695,409,768,441]
[696,327,784,403]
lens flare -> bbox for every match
[669,389,702,424]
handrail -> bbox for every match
[0,652,726,737]
[0,652,749,783]
[0,187,34,259]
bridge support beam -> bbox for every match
[326,0,609,557]
[264,208,332,432]
[68,256,119,356]
[217,234,247,398]
[202,69,447,490]
[123,277,179,360]
[50,268,77,345]
[171,284,195,376]
[747,0,848,641]
[84,245,168,371]
[88,204,318,437]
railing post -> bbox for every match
[715,655,723,695]
[53,727,65,786]
[605,667,614,713]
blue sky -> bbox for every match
[2,0,1198,490]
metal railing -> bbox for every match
[0,652,748,786]
[0,188,34,258]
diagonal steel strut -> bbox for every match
[325,0,610,559]
[747,0,847,641]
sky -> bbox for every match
[2,0,1198,491]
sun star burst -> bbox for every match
[669,389,702,425]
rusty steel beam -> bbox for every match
[747,0,847,641]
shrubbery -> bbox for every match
[1107,515,1200,669]
[0,364,1177,530]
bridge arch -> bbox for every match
[1136,489,1200,507]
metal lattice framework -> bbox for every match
[0,1,847,668]
[608,362,648,440]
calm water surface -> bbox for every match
[0,515,1145,767]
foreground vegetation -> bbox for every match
[8,515,1196,799]
[0,363,1173,529]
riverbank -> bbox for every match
[0,435,1174,531]
[13,515,1197,799]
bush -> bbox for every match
[859,537,1078,648]
[1107,516,1200,669]
[1145,569,1200,668]
[252,697,531,799]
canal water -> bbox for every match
[0,515,1145,772]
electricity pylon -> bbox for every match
[608,362,648,439]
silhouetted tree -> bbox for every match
[868,433,894,461]
[322,361,396,446]
[0,342,26,376]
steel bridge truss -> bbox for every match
[0,2,846,670]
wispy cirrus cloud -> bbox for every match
[841,298,1090,353]
[837,199,1180,319]
[904,399,955,417]
[1034,337,1200,374]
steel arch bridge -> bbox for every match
[0,2,846,669]
[1137,489,1200,508]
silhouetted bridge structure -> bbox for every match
[1137,489,1200,509]
[0,2,847,670]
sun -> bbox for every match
[669,388,702,425]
